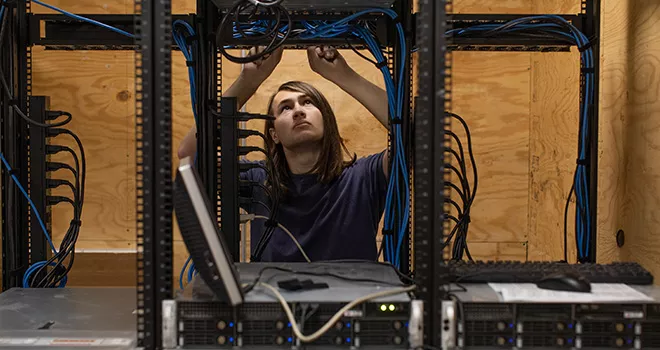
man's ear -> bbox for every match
[269,127,280,144]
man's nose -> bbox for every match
[292,103,306,119]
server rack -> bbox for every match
[0,0,602,348]
[415,0,601,346]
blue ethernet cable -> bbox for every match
[233,9,410,267]
[31,0,134,38]
[0,153,57,253]
[179,256,192,290]
[447,16,595,260]
[0,153,67,287]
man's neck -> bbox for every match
[283,144,321,175]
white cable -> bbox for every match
[257,282,416,343]
[251,215,311,262]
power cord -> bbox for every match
[25,122,86,288]
[255,282,415,343]
[241,213,310,262]
[447,112,477,261]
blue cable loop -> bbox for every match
[179,256,192,290]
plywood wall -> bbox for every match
[4,0,655,287]
[597,1,660,277]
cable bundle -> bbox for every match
[442,112,477,261]
[173,20,199,127]
[297,9,409,269]
[25,126,86,288]
[0,117,85,288]
[448,15,596,262]
[217,0,292,63]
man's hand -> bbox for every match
[307,46,353,83]
[241,46,284,84]
[178,46,283,160]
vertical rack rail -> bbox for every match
[28,96,50,266]
[413,0,448,347]
[1,0,34,290]
[135,0,174,348]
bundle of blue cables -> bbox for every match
[447,15,595,261]
[172,20,204,288]
[295,10,409,269]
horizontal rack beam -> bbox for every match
[30,13,584,52]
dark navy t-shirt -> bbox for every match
[240,151,387,262]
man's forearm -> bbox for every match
[331,69,389,129]
[178,75,260,159]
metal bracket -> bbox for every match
[408,300,424,349]
[162,300,178,349]
[441,300,457,350]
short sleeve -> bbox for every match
[353,150,388,219]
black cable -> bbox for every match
[47,179,78,205]
[238,129,268,143]
[31,124,86,287]
[563,181,575,262]
[345,38,378,65]
[241,180,273,199]
[48,128,86,204]
[445,147,465,171]
[239,146,269,158]
[0,66,71,128]
[445,164,470,206]
[249,199,270,213]
[250,150,280,262]
[46,145,80,202]
[445,181,467,206]
[446,112,478,261]
[216,0,292,64]
[46,162,77,182]
[445,198,463,217]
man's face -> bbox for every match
[269,90,324,149]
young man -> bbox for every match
[178,46,389,262]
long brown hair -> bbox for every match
[264,81,356,199]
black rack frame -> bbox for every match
[0,0,602,348]
[1,0,49,290]
[133,0,174,348]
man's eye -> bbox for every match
[304,100,313,105]
[281,106,291,111]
